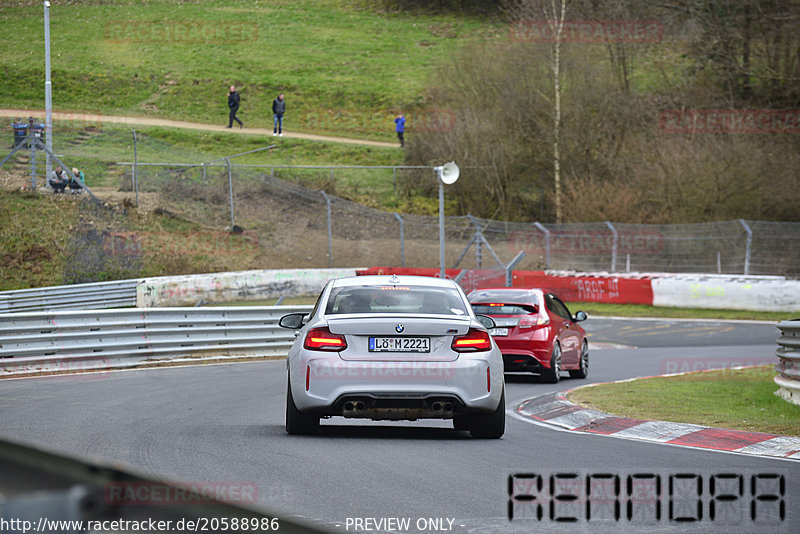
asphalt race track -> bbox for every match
[0,318,797,533]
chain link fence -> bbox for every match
[120,161,800,278]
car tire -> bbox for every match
[569,341,589,379]
[468,388,505,439]
[453,415,470,431]
[285,376,320,435]
[542,343,561,384]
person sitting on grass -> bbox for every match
[48,166,68,194]
[69,167,85,194]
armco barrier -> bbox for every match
[356,267,654,305]
[0,306,312,377]
[652,275,800,312]
[775,320,800,405]
[137,268,359,307]
[0,279,138,313]
[357,267,800,312]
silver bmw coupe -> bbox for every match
[278,275,506,438]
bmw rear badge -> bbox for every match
[395,324,404,333]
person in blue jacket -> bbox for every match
[394,113,405,147]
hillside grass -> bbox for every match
[0,0,501,141]
[0,189,270,290]
[568,366,800,437]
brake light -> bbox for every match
[517,315,549,329]
[452,328,492,352]
[304,327,347,351]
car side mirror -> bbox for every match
[574,311,588,322]
[475,314,496,330]
[279,312,307,329]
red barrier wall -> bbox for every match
[356,267,654,305]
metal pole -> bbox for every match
[505,251,525,287]
[533,222,550,269]
[467,215,482,269]
[225,158,235,229]
[739,219,752,275]
[392,167,397,194]
[202,163,207,184]
[321,191,333,268]
[717,251,722,274]
[132,130,138,206]
[393,212,405,267]
[44,1,53,179]
[438,172,445,278]
[30,131,37,190]
[605,221,619,272]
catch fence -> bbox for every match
[116,161,800,277]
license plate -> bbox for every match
[489,328,509,337]
[369,337,430,352]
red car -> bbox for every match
[468,288,588,383]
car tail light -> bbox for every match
[452,328,492,352]
[517,315,549,329]
[304,327,347,352]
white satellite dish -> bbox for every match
[438,161,460,185]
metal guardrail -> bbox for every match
[0,306,312,377]
[775,319,800,405]
[0,279,139,313]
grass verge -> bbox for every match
[569,301,795,323]
[568,365,800,437]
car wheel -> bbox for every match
[542,343,561,384]
[569,341,589,379]
[453,415,470,431]
[285,376,319,435]
[468,388,505,439]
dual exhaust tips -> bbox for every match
[344,401,367,412]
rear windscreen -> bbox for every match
[471,304,537,315]
[326,285,468,315]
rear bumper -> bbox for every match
[497,344,553,372]
[290,356,503,416]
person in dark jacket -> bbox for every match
[227,86,243,128]
[272,94,285,136]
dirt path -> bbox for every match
[1,108,399,148]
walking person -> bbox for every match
[394,113,405,147]
[227,85,243,128]
[272,93,285,136]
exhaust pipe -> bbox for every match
[355,401,366,412]
[344,401,354,411]
[443,402,454,412]
[431,402,443,412]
